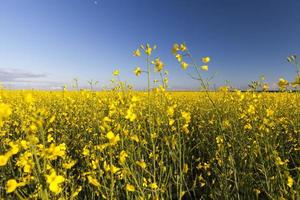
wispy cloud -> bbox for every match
[0,68,68,89]
[0,68,46,82]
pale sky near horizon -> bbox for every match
[1,0,300,90]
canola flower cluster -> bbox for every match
[0,44,299,200]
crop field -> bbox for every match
[1,43,300,200]
[3,0,300,199]
[0,88,299,199]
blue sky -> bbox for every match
[1,0,300,90]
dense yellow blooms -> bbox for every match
[0,43,299,199]
[181,111,191,124]
[0,103,12,119]
[125,108,137,121]
[0,90,299,199]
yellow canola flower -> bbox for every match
[169,119,175,126]
[266,108,274,117]
[244,123,252,130]
[180,43,187,51]
[82,147,90,156]
[131,95,139,102]
[46,170,65,195]
[125,109,137,122]
[216,136,224,145]
[0,153,10,166]
[71,186,82,199]
[149,182,158,190]
[198,175,206,187]
[172,43,180,54]
[133,49,141,57]
[152,58,164,72]
[182,124,189,134]
[103,161,120,174]
[175,54,182,62]
[134,67,142,76]
[8,142,19,155]
[47,134,54,143]
[247,105,256,115]
[145,44,152,55]
[25,93,35,104]
[278,78,288,89]
[0,103,12,119]
[106,131,120,145]
[287,176,294,188]
[119,150,128,165]
[126,184,136,192]
[201,65,209,71]
[103,161,110,172]
[49,115,55,123]
[29,124,38,133]
[6,179,18,193]
[46,143,66,160]
[181,111,191,124]
[102,116,112,122]
[110,164,121,174]
[87,176,100,187]
[63,160,77,169]
[0,142,21,167]
[136,160,147,169]
[113,70,120,76]
[202,56,210,63]
[262,83,269,91]
[181,62,188,70]
[24,164,33,173]
[130,134,139,142]
[20,140,29,149]
[167,106,175,117]
[183,163,189,173]
[16,151,34,173]
[275,156,286,166]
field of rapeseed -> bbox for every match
[0,44,300,199]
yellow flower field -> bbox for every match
[0,89,299,199]
[0,44,300,199]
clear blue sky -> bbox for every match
[1,0,300,90]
